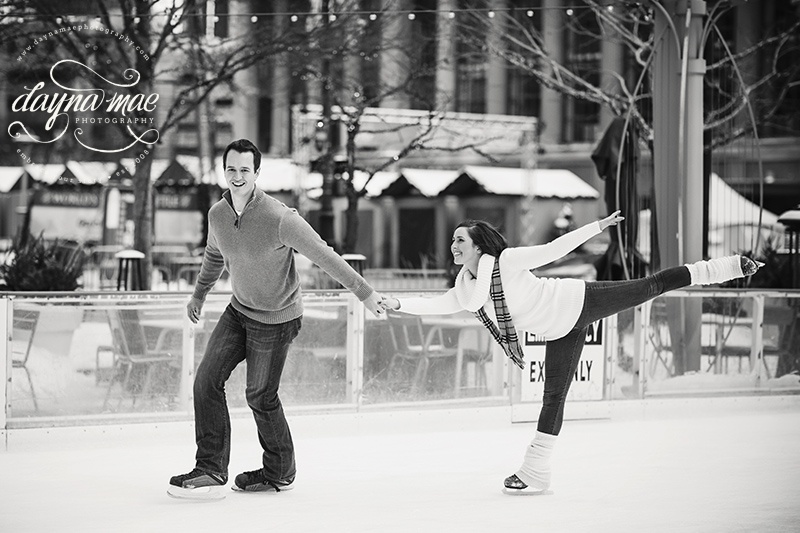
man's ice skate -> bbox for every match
[232,468,294,493]
[502,474,553,496]
[167,468,227,501]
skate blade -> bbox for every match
[167,485,226,501]
[231,483,294,493]
[502,487,553,496]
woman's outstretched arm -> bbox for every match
[379,289,463,315]
[502,210,624,270]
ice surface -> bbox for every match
[1,402,799,533]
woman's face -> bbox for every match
[451,227,481,268]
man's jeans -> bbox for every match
[194,304,301,482]
[537,266,691,435]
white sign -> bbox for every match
[519,319,605,402]
[29,205,103,242]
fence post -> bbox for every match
[346,293,365,407]
[751,294,765,383]
[180,315,195,413]
[634,302,648,399]
[604,313,618,401]
[1,297,10,435]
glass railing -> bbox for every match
[3,288,798,428]
[1,289,511,427]
[608,289,800,398]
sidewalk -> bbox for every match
[2,399,799,533]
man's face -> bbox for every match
[225,150,259,198]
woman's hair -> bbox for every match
[455,219,508,257]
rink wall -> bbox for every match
[2,288,799,434]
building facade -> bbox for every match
[2,0,798,268]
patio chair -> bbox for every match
[386,312,458,395]
[454,327,493,397]
[11,308,40,411]
[645,299,675,379]
[101,308,180,410]
[764,302,800,378]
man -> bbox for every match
[169,139,383,498]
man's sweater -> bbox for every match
[397,221,602,340]
[193,188,374,324]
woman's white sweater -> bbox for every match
[397,221,602,341]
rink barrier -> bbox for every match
[1,288,799,431]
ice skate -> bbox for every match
[167,468,227,501]
[686,255,763,285]
[233,468,294,493]
[503,431,556,495]
[502,474,552,496]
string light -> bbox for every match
[5,6,599,22]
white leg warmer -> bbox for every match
[515,431,557,490]
[685,256,744,286]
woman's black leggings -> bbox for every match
[537,266,691,435]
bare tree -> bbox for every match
[291,3,506,254]
[456,0,800,148]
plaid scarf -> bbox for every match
[473,257,526,369]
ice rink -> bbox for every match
[2,398,799,533]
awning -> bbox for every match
[0,167,24,193]
[444,166,600,198]
[391,168,460,197]
[65,162,116,185]
[22,163,66,184]
[253,159,305,192]
[304,170,400,199]
[309,166,599,199]
[155,160,197,187]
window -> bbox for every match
[408,0,438,110]
[564,9,601,142]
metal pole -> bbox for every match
[1,297,10,436]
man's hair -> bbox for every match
[223,139,261,171]
[455,219,508,257]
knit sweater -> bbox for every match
[398,221,602,341]
[193,188,374,324]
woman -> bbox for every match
[378,211,760,494]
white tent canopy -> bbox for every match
[709,172,779,228]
